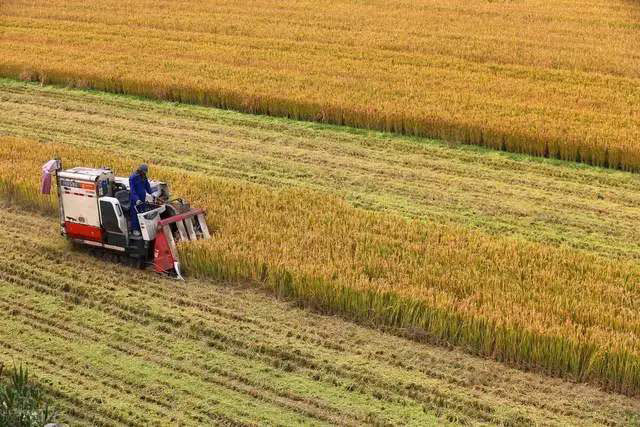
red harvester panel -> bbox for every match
[157,208,205,226]
[65,222,104,242]
[153,228,175,273]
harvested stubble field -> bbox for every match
[1,0,640,169]
[3,206,640,425]
[4,135,640,397]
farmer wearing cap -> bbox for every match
[129,163,152,236]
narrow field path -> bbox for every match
[1,79,639,260]
[1,205,639,425]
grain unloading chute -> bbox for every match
[41,159,210,279]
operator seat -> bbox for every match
[115,189,131,212]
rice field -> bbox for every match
[3,136,640,397]
[10,206,640,425]
[2,79,640,262]
[1,0,639,169]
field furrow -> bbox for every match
[0,266,366,425]
[0,285,363,425]
[0,222,509,424]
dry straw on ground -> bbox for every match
[3,136,640,395]
[1,0,639,169]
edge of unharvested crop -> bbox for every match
[2,136,639,397]
[1,64,638,173]
[178,245,640,396]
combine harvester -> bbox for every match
[41,159,210,279]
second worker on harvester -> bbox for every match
[129,164,152,236]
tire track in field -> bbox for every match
[0,309,178,423]
[1,341,142,426]
[0,315,302,426]
[0,233,604,425]
[1,257,343,423]
[0,251,501,424]
[2,336,257,427]
[0,239,497,424]
[0,249,396,425]
[0,283,358,426]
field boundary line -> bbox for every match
[0,66,636,173]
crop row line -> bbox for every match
[0,231,503,424]
[0,261,392,425]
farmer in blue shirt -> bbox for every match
[129,164,152,236]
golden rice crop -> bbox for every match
[3,136,640,395]
[4,77,640,264]
[1,0,639,169]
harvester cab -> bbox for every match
[41,159,210,279]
